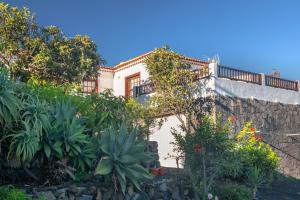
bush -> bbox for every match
[95,125,153,194]
[214,182,252,200]
[219,121,280,198]
[172,116,280,200]
[0,73,95,184]
[235,122,280,197]
[0,185,45,200]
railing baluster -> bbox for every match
[136,65,299,97]
[264,75,298,91]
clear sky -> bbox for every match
[5,0,300,80]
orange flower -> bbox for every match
[249,127,255,133]
[195,144,201,153]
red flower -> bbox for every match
[195,144,201,153]
[150,168,160,176]
[230,116,236,123]
[249,127,255,133]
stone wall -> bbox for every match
[215,95,300,178]
[24,172,194,200]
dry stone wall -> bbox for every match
[215,95,300,178]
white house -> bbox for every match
[85,50,300,168]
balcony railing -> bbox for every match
[218,65,262,85]
[265,75,299,91]
[137,83,155,96]
[136,66,210,96]
[135,65,299,97]
[194,66,210,80]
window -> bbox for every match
[125,73,140,97]
[82,80,96,93]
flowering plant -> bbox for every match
[235,122,280,198]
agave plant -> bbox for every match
[8,120,40,164]
[21,96,51,136]
[0,73,20,128]
[43,100,95,170]
[95,125,153,194]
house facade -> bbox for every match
[87,50,300,177]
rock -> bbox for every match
[124,194,131,200]
[96,189,102,200]
[55,188,66,199]
[134,191,150,200]
[127,185,134,197]
[102,188,114,200]
[57,192,66,200]
[184,189,189,196]
[159,182,168,192]
[76,187,87,196]
[88,186,97,195]
[68,193,76,200]
[76,194,93,200]
[67,185,77,194]
[148,187,155,198]
[67,186,86,196]
[39,191,56,200]
[171,186,181,200]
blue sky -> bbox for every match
[5,0,300,80]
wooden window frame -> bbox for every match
[125,72,141,97]
[82,79,98,93]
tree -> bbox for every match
[173,116,234,200]
[0,2,104,84]
[145,46,213,199]
[145,46,213,137]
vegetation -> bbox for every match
[0,2,104,84]
[0,185,45,200]
[172,115,280,200]
[0,72,152,188]
[213,182,252,200]
[173,116,233,199]
[95,125,153,194]
[147,47,280,200]
[145,46,213,136]
[0,2,282,199]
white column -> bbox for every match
[208,61,218,78]
[260,73,266,86]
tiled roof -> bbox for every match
[98,66,114,72]
[98,50,209,72]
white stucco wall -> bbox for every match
[215,77,300,105]
[113,63,149,96]
[111,62,205,96]
[98,70,114,92]
[150,115,184,168]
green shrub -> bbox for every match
[236,122,280,185]
[95,125,153,194]
[43,100,96,171]
[0,73,20,128]
[214,182,252,200]
[172,115,233,199]
[0,185,43,200]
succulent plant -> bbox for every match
[95,125,153,194]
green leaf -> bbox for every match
[116,165,127,194]
[95,157,113,175]
[44,144,51,158]
[53,141,63,157]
